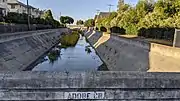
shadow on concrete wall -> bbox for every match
[85,30,150,71]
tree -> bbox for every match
[84,19,95,27]
[60,16,74,25]
[93,0,180,39]
[42,9,54,21]
[42,9,54,25]
[76,20,84,25]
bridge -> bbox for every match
[0,28,180,100]
[67,25,86,29]
[0,71,179,100]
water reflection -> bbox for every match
[30,34,108,72]
[48,48,61,63]
[85,45,92,54]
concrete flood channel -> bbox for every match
[25,32,108,71]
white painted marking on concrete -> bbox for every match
[64,92,105,99]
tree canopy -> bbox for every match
[84,19,95,27]
[42,10,54,21]
[42,9,61,27]
[95,0,180,37]
[60,16,74,25]
[76,20,84,25]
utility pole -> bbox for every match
[96,9,100,15]
[60,12,61,18]
[107,4,114,12]
[27,0,30,30]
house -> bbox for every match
[7,0,27,14]
[7,0,44,18]
[0,0,9,16]
[97,12,111,19]
[94,12,111,24]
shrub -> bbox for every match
[48,50,60,63]
[95,27,99,30]
[110,26,125,34]
[125,24,138,35]
[138,28,175,40]
[100,26,107,32]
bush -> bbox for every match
[100,26,107,32]
[48,50,60,63]
[110,26,125,34]
[84,19,95,27]
[4,12,60,28]
[125,24,138,35]
[95,27,99,30]
[138,28,175,40]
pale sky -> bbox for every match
[19,0,138,20]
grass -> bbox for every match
[60,31,80,47]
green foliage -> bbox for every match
[5,12,28,24]
[42,9,61,28]
[138,28,175,40]
[60,31,80,47]
[96,12,117,29]
[4,10,61,28]
[48,50,60,63]
[76,20,84,25]
[42,10,54,21]
[95,0,180,40]
[100,26,107,32]
[84,19,95,27]
[60,16,74,25]
[110,26,125,34]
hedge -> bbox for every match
[138,28,175,40]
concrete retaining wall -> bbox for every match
[0,24,52,34]
[0,28,69,71]
[85,30,180,72]
[0,71,180,100]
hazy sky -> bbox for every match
[19,0,138,20]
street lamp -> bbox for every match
[27,0,30,30]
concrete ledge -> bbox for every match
[0,71,180,89]
[0,72,180,100]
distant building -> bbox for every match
[94,12,111,26]
[39,10,45,18]
[94,12,111,22]
[5,0,44,18]
[97,12,111,19]
[7,0,27,14]
[0,0,9,16]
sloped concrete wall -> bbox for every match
[85,30,180,72]
[0,28,69,71]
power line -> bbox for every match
[107,4,114,12]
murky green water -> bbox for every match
[28,34,108,72]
